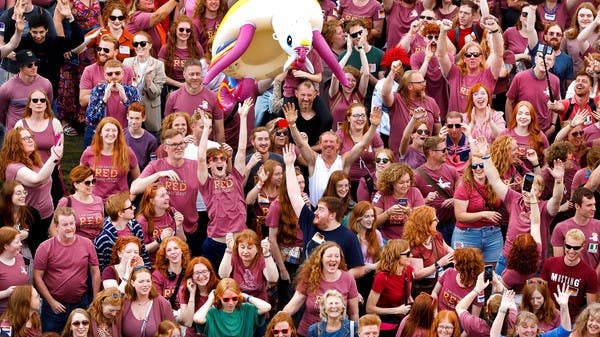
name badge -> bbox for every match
[119,45,130,55]
[544,13,556,21]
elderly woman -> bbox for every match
[0,227,29,315]
[88,287,122,337]
[307,289,358,337]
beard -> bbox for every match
[546,39,561,50]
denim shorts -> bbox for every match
[451,226,504,263]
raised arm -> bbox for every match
[193,290,214,324]
[525,6,539,50]
[529,189,541,244]
[329,38,352,98]
[17,141,63,186]
[382,61,402,107]
[577,12,600,52]
[475,137,509,201]
[243,292,271,315]
[437,19,454,77]
[456,273,488,317]
[283,103,316,169]
[149,0,178,27]
[342,107,382,172]
[234,98,252,174]
[399,108,422,157]
[556,110,587,141]
[197,113,212,185]
[480,16,504,80]
[218,233,234,278]
[490,290,515,337]
[546,159,565,216]
[398,20,421,52]
[1,7,24,58]
[553,284,572,331]
[283,144,305,217]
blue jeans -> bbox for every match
[452,226,504,263]
[201,238,226,273]
[83,125,95,148]
[437,220,455,246]
[41,295,88,333]
[495,254,507,275]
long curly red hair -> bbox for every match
[506,234,540,275]
[164,16,202,78]
[89,117,130,173]
[137,183,167,238]
[0,127,42,180]
[453,248,484,288]
[295,242,347,296]
[507,101,546,164]
[349,201,381,262]
[154,237,191,277]
[108,236,142,265]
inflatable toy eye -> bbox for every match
[286,35,292,47]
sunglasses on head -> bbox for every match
[464,52,482,58]
[446,124,461,129]
[96,46,110,53]
[31,97,46,103]
[106,71,122,77]
[564,243,583,251]
[526,277,547,285]
[375,157,390,164]
[471,163,484,169]
[349,30,363,38]
[178,27,192,33]
[420,15,434,20]
[210,156,227,163]
[416,129,430,135]
[272,329,289,335]
[72,321,90,327]
[221,296,239,303]
[109,15,125,21]
[132,41,148,48]
[571,130,584,137]
[26,61,39,68]
[133,265,150,272]
[81,178,97,186]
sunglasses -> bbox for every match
[471,163,484,169]
[349,30,363,38]
[22,135,34,142]
[122,204,135,211]
[526,278,547,285]
[26,61,39,68]
[446,124,462,129]
[548,31,563,37]
[272,329,289,335]
[106,71,122,76]
[274,130,288,136]
[132,41,148,48]
[109,15,125,21]
[375,157,390,164]
[178,27,192,33]
[400,250,411,256]
[210,156,228,162]
[31,97,46,103]
[425,34,439,40]
[464,52,482,58]
[82,178,97,186]
[571,130,584,137]
[420,15,434,20]
[96,46,110,53]
[72,321,90,327]
[416,129,430,135]
[564,243,583,251]
[221,296,239,302]
[521,11,528,17]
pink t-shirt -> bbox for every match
[437,268,483,312]
[198,168,247,238]
[33,235,99,303]
[338,0,384,35]
[372,268,414,310]
[336,129,383,182]
[231,254,267,300]
[151,270,181,309]
[414,164,460,222]
[21,118,54,162]
[264,199,303,248]
[410,52,453,117]
[572,167,590,190]
[126,11,162,55]
[371,187,425,239]
[467,110,506,144]
[80,147,139,201]
[56,195,104,241]
[445,65,496,113]
[158,43,205,82]
[551,217,600,269]
[138,211,178,264]
[454,181,502,229]
[584,123,600,147]
[0,255,29,315]
[5,163,53,219]
[501,267,537,294]
[498,129,549,172]
[296,271,358,336]
[0,75,53,130]
[330,92,364,132]
[192,16,223,52]
[503,27,529,56]
[385,1,423,48]
[537,3,569,30]
[164,87,223,119]
[139,159,200,233]
[80,63,134,90]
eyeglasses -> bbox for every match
[132,41,148,48]
[425,34,439,40]
[416,129,430,135]
[272,329,290,335]
[351,113,367,119]
[109,15,125,21]
[410,80,426,85]
[526,277,547,285]
[26,61,39,68]
[349,30,363,38]
[438,325,454,331]
[564,243,583,251]
[210,156,227,162]
[72,321,90,327]
[165,142,185,149]
[375,157,390,164]
[31,97,46,103]
[473,91,487,97]
[274,130,288,136]
[432,148,448,153]
[96,46,110,53]
[178,27,192,33]
[193,270,210,276]
[81,178,97,186]
[400,250,411,256]
[464,52,482,58]
[548,31,563,37]
[106,71,122,77]
[122,204,135,211]
[446,124,462,129]
[571,130,584,137]
[420,15,434,20]
[521,11,528,17]
[14,190,27,197]
[21,135,34,142]
[471,163,484,169]
[221,296,239,302]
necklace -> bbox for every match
[135,299,151,306]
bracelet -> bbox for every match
[555,180,563,184]
[569,122,575,128]
[533,163,540,168]
[490,29,499,33]
[289,123,297,128]
[434,262,441,269]
[264,254,272,258]
[246,295,252,302]
[481,154,491,160]
[225,249,232,254]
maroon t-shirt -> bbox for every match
[414,163,459,223]
[437,268,483,312]
[231,254,267,300]
[0,255,29,315]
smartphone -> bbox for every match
[522,173,535,193]
[585,115,592,124]
[484,264,493,282]
[398,198,408,207]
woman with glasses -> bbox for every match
[102,236,145,293]
[57,165,104,241]
[337,103,383,198]
[155,113,192,159]
[464,83,505,143]
[180,257,219,337]
[520,279,561,333]
[193,278,271,337]
[62,309,93,337]
[94,192,151,272]
[329,61,369,131]
[152,237,190,314]
[397,292,437,337]
[365,239,413,337]
[429,310,460,337]
[399,109,430,169]
[0,127,63,253]
[0,227,29,315]
[80,117,140,201]
[123,31,167,136]
[88,287,123,337]
[122,266,175,337]
[88,1,134,62]
[452,154,503,267]
[265,312,297,337]
[306,289,358,337]
[126,0,178,55]
[137,183,186,263]
[555,116,586,167]
[266,118,290,156]
[372,163,424,240]
[159,16,203,93]
[14,89,64,205]
[403,206,453,296]
[0,285,41,337]
[356,148,393,202]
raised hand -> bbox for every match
[282,143,297,166]
[553,283,570,307]
[550,159,565,180]
[282,102,298,125]
[370,106,382,127]
[238,97,253,118]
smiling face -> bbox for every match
[336,179,350,199]
[100,122,119,146]
[29,25,47,44]
[375,153,392,172]
[165,240,182,265]
[516,105,532,128]
[321,246,341,273]
[20,130,35,155]
[515,319,538,337]
[97,40,117,65]
[133,34,151,57]
[320,134,340,156]
[176,22,192,42]
[4,235,22,256]
[574,75,592,97]
[108,9,125,30]
[587,315,600,335]
[472,87,488,109]
[324,294,344,320]
[411,124,430,146]
[578,8,594,28]
[56,214,76,242]
[205,0,220,12]
[164,134,185,161]
[348,105,367,131]
[252,130,271,154]
[295,84,316,111]
[564,236,584,265]
[192,263,211,287]
[576,196,596,220]
[75,174,95,196]
[393,173,411,197]
[12,184,27,206]
[437,319,455,337]
[70,313,90,337]
[360,209,375,230]
[342,72,357,94]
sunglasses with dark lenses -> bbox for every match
[564,243,583,251]
[446,124,462,129]
[26,61,39,68]
[521,11,528,17]
[31,97,46,103]
[464,52,482,58]
[425,34,439,40]
[526,277,547,285]
[375,158,390,164]
[274,130,288,136]
[82,178,97,186]
[96,46,110,53]
[548,31,563,37]
[132,41,148,48]
[349,30,363,38]
[221,296,239,302]
[400,250,411,256]
[109,15,125,21]
[272,329,289,335]
[471,163,484,169]
[178,27,192,33]
[595,70,600,75]
[416,129,430,135]
[420,15,434,20]
[72,321,90,327]
[571,130,584,137]
[106,71,122,77]
[210,156,227,163]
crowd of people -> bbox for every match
[2,0,600,336]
